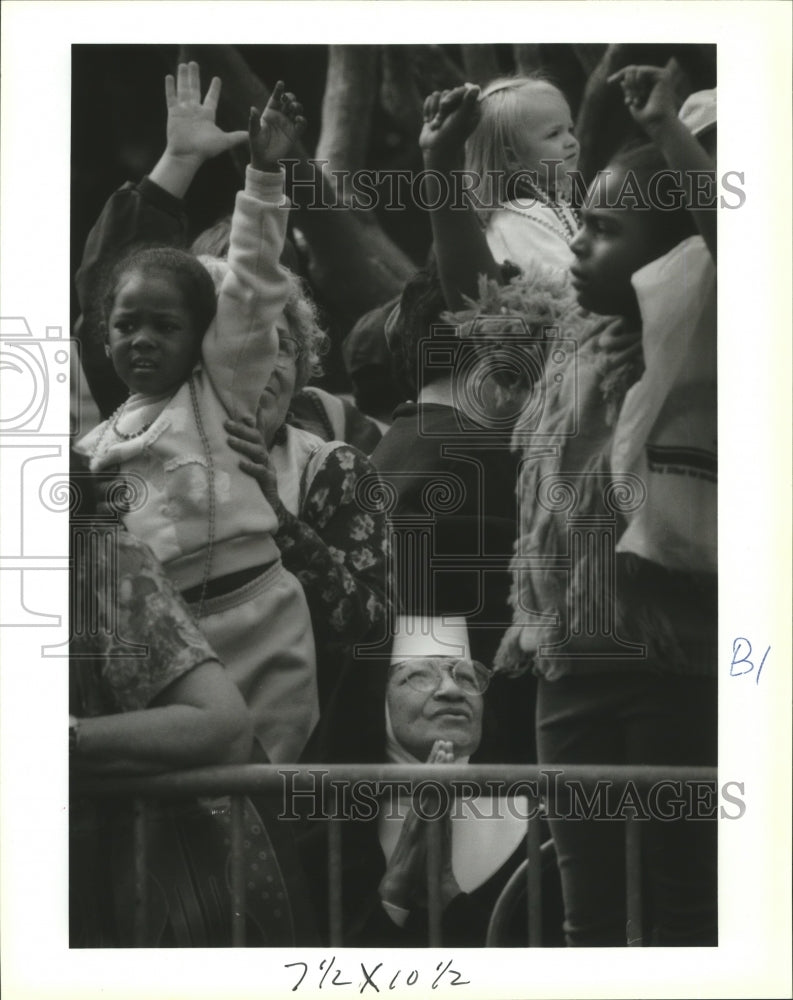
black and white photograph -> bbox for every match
[1,3,790,999]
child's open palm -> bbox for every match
[164,61,248,164]
[249,82,306,172]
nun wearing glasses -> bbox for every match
[298,613,563,947]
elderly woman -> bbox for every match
[222,312,388,710]
[298,614,563,947]
[69,452,316,946]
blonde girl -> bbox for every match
[419,75,581,307]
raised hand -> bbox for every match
[150,61,248,198]
[419,84,481,169]
[164,61,249,165]
[424,740,462,910]
[608,65,678,136]
[248,81,306,172]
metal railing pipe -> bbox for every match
[527,806,542,946]
[625,815,643,946]
[327,819,344,946]
[132,797,148,947]
[75,763,716,800]
[426,817,443,946]
[230,795,246,946]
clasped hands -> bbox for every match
[378,739,463,914]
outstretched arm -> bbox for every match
[204,84,306,418]
[609,65,716,260]
[420,85,503,309]
[74,62,248,417]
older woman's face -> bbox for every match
[387,658,484,761]
[258,328,299,447]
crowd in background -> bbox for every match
[69,49,717,949]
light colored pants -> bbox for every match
[192,561,318,764]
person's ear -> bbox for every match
[101,322,111,357]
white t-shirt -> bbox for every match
[485,198,577,273]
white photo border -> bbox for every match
[1,2,791,998]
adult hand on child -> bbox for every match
[225,415,281,512]
[164,61,249,165]
[378,739,462,914]
[419,84,481,170]
[608,65,678,137]
[249,81,306,172]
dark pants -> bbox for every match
[537,671,717,947]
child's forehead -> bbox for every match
[518,81,569,110]
[483,79,568,118]
[112,270,193,316]
[586,167,630,205]
[508,85,572,130]
[116,267,186,298]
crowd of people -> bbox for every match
[69,58,717,948]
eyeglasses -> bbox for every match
[275,335,302,368]
[391,657,491,695]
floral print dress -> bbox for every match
[271,442,389,706]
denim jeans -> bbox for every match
[537,671,717,946]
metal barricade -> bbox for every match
[73,763,717,947]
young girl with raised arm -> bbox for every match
[418,76,580,308]
[77,63,316,764]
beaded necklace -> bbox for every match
[112,404,153,440]
[188,378,215,618]
[90,397,155,463]
[90,384,216,619]
[512,174,581,244]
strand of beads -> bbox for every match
[189,379,216,619]
[89,398,146,463]
[111,400,153,440]
[513,174,580,243]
